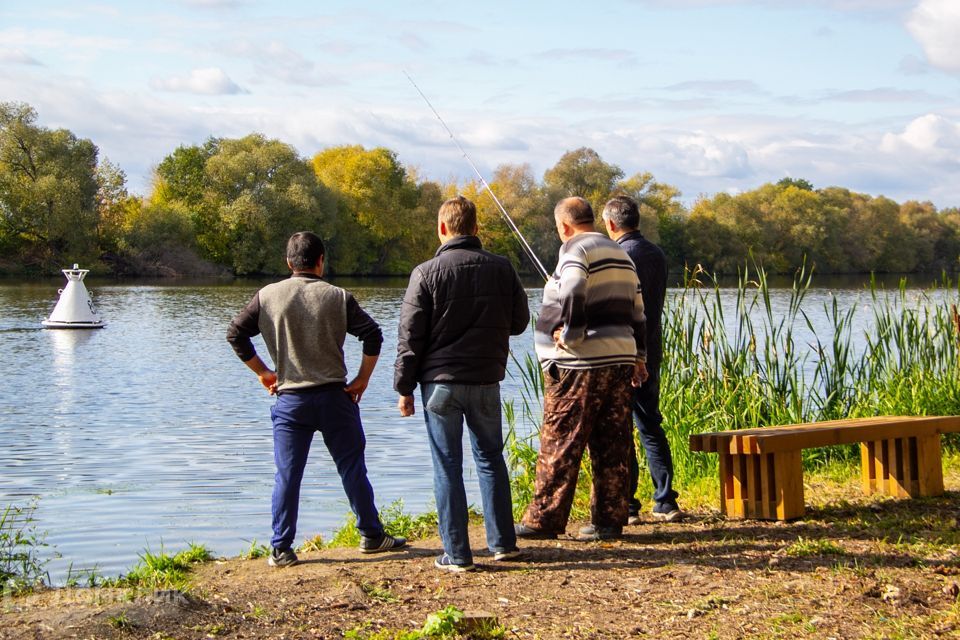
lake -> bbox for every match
[0,273,950,582]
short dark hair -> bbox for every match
[438,196,477,236]
[602,195,640,231]
[286,231,325,270]
[554,196,594,226]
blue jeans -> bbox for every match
[421,382,516,565]
[270,387,383,550]
[628,369,679,511]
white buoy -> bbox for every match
[42,264,105,329]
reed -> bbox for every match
[506,264,960,510]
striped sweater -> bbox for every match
[534,232,646,369]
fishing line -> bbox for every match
[403,70,550,282]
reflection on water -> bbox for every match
[0,275,948,582]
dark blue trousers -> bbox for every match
[628,369,679,512]
[269,386,383,550]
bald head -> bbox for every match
[554,196,595,227]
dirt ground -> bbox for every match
[4,475,960,640]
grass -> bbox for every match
[344,605,504,640]
[0,501,49,595]
[239,539,269,559]
[784,537,846,558]
[112,542,213,592]
[310,499,475,551]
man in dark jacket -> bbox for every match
[601,195,682,522]
[227,231,407,568]
[395,195,529,572]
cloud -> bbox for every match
[151,67,247,95]
[898,54,931,76]
[535,48,637,65]
[664,80,764,94]
[880,113,960,161]
[907,0,960,73]
[218,40,346,87]
[399,32,429,53]
[824,87,946,103]
[0,48,42,65]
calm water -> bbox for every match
[0,274,948,582]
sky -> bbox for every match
[1,0,959,207]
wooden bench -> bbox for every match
[688,416,960,520]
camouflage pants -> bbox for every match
[521,364,633,533]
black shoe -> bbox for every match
[576,524,623,541]
[267,547,299,567]
[514,523,557,540]
[359,532,408,554]
[651,502,684,522]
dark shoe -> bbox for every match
[492,548,523,561]
[514,523,557,540]
[576,524,623,541]
[267,547,298,568]
[359,533,408,554]
[651,502,684,522]
[435,553,475,573]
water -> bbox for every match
[0,274,948,582]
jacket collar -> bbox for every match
[291,272,323,280]
[616,230,646,245]
[435,234,482,257]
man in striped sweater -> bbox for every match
[516,197,648,541]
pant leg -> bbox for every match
[270,394,315,550]
[463,383,516,553]
[422,383,472,565]
[586,365,633,528]
[628,436,642,515]
[633,370,679,506]
[522,366,593,534]
[315,388,383,539]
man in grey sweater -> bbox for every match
[227,231,406,568]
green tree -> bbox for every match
[204,135,333,274]
[312,145,427,274]
[0,101,100,269]
[543,147,624,215]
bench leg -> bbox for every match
[720,451,804,520]
[860,436,944,498]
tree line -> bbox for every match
[3,100,959,278]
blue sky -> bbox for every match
[2,0,959,207]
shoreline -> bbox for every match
[4,465,959,639]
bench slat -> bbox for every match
[689,416,960,454]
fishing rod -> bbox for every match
[403,70,550,282]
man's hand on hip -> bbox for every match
[344,375,370,404]
[632,361,649,388]
[398,395,415,417]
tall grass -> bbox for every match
[0,502,49,595]
[506,264,960,510]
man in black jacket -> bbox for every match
[601,195,683,522]
[395,196,529,572]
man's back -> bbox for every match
[228,274,382,394]
[395,235,529,394]
[535,231,645,369]
[616,231,666,371]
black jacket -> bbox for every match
[394,235,529,395]
[616,231,667,373]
